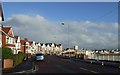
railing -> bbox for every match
[93,54,120,62]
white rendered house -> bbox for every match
[14,36,21,54]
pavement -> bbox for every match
[2,58,35,74]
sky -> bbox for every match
[2,0,120,2]
[2,2,118,49]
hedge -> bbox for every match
[2,46,27,67]
[2,47,13,59]
[13,53,27,66]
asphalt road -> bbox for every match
[34,55,120,73]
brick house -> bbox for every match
[2,26,16,54]
[20,38,31,54]
[20,40,25,53]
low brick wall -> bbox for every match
[3,59,13,69]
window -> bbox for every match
[26,46,28,49]
[13,38,16,44]
[6,36,9,44]
[10,38,12,44]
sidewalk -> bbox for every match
[2,58,34,74]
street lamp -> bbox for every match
[61,22,70,57]
[61,22,69,48]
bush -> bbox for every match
[2,47,13,59]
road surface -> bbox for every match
[34,55,120,73]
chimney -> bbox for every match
[24,38,28,41]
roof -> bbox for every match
[2,27,11,34]
[24,38,28,41]
[29,41,33,45]
[40,43,43,46]
[2,27,14,37]
[20,38,30,45]
[45,43,52,46]
[54,43,61,47]
[14,36,19,39]
[14,36,19,42]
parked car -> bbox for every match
[35,53,44,61]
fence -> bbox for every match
[93,54,120,62]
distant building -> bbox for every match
[85,50,94,59]
[39,43,62,55]
[74,45,78,51]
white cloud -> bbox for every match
[3,14,118,49]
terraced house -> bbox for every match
[40,43,62,55]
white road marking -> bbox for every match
[90,70,98,73]
[80,67,98,73]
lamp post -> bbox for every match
[61,22,70,57]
